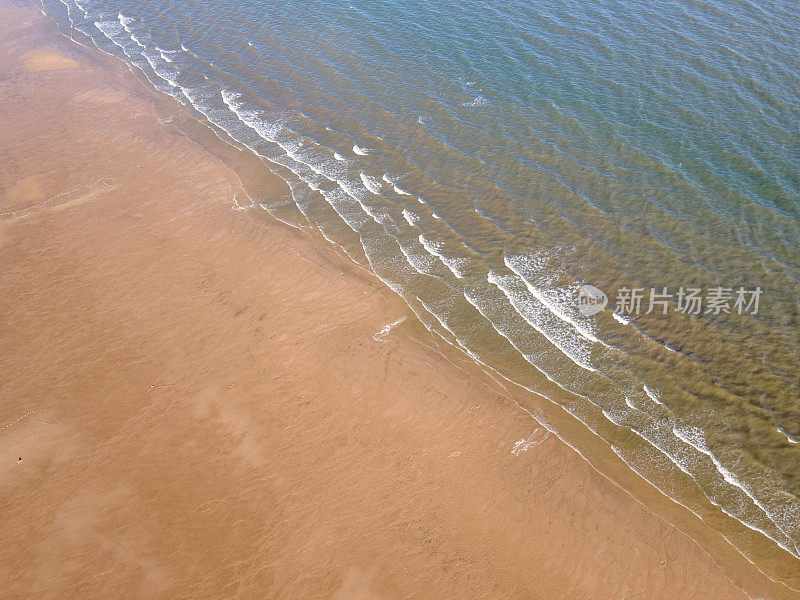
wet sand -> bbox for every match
[0,2,796,598]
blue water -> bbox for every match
[44,0,800,582]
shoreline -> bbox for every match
[2,1,798,598]
[34,6,800,586]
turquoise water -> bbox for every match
[43,0,800,580]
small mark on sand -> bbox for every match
[231,194,254,211]
[0,410,37,434]
[73,87,128,105]
[0,410,55,456]
[511,428,550,456]
[373,317,406,342]
[0,178,114,221]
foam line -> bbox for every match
[504,254,608,347]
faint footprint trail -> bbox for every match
[0,178,114,222]
[0,409,56,455]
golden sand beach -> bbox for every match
[1,2,797,598]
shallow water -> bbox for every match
[42,0,800,577]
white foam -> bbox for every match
[72,0,88,18]
[462,291,599,405]
[488,270,596,373]
[674,426,799,557]
[140,46,178,84]
[94,20,123,38]
[381,174,414,196]
[359,173,382,194]
[129,33,146,49]
[419,235,466,279]
[333,152,345,161]
[475,272,799,549]
[504,254,606,347]
[93,17,183,99]
[258,204,303,230]
[373,317,407,342]
[462,95,488,107]
[609,445,704,519]
[65,12,800,567]
[220,90,378,233]
[397,242,437,277]
[317,225,339,246]
[416,295,561,406]
[598,418,759,531]
[402,209,419,227]
[410,293,784,568]
[416,297,458,338]
[117,12,133,32]
[353,144,370,155]
[612,311,630,325]
[512,428,549,455]
[643,385,665,406]
[211,90,370,237]
[776,424,800,444]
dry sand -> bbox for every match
[1,2,797,599]
[20,48,79,71]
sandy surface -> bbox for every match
[1,2,796,599]
[20,48,79,71]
